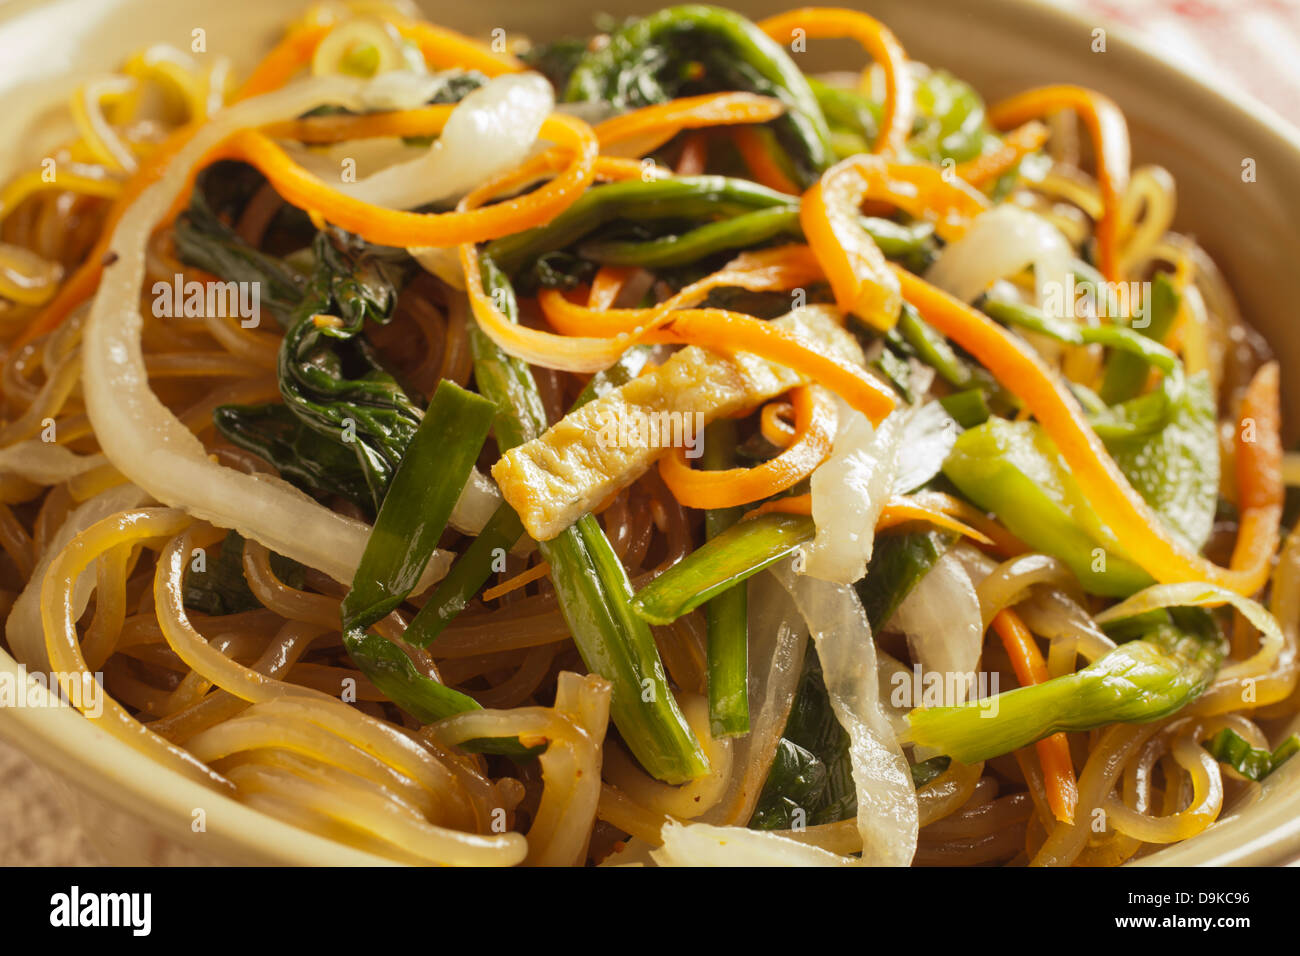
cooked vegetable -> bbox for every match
[990,608,1078,823]
[213,402,374,510]
[632,513,814,625]
[750,649,856,830]
[493,305,860,541]
[702,419,751,737]
[906,602,1226,763]
[339,380,495,721]
[580,204,801,268]
[565,4,835,184]
[183,530,303,617]
[1098,272,1181,404]
[484,174,797,278]
[468,257,708,784]
[855,528,954,631]
[944,416,1153,596]
[274,230,418,513]
[404,501,526,647]
[173,169,306,328]
[1204,728,1300,782]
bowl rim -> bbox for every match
[2,0,1299,866]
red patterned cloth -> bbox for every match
[1046,0,1300,128]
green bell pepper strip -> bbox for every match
[1205,727,1300,782]
[1098,272,1181,404]
[466,256,707,784]
[939,388,991,428]
[701,419,750,737]
[978,292,1220,553]
[807,76,881,155]
[631,513,814,625]
[339,379,496,722]
[906,608,1225,764]
[943,416,1154,596]
[565,4,835,184]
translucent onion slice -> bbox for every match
[893,549,982,706]
[803,400,905,584]
[82,74,528,590]
[345,73,553,210]
[652,820,854,866]
[925,204,1074,323]
[773,562,918,865]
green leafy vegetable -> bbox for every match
[172,171,306,329]
[212,403,373,509]
[854,529,955,632]
[749,649,856,830]
[275,229,419,513]
[564,4,835,184]
[183,530,303,617]
[340,379,496,723]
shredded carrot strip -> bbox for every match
[1230,362,1284,577]
[874,497,994,545]
[588,266,636,311]
[801,154,989,330]
[482,561,552,602]
[760,401,796,448]
[991,608,1079,824]
[731,127,801,195]
[987,86,1130,282]
[393,18,525,76]
[235,23,332,100]
[595,92,785,158]
[742,493,813,519]
[208,111,598,247]
[757,7,914,155]
[740,490,993,545]
[675,132,709,176]
[459,175,892,421]
[955,120,1049,187]
[908,491,1027,557]
[660,385,835,508]
[894,266,1279,595]
[539,244,824,337]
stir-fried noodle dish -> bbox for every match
[1,1,1297,867]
